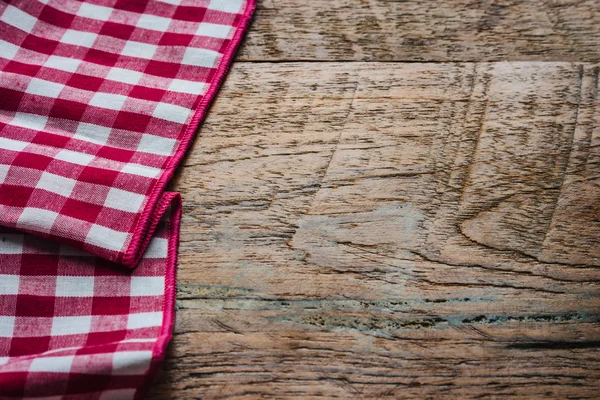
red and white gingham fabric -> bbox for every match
[0,207,179,399]
[0,0,254,397]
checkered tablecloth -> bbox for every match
[0,0,254,397]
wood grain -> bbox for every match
[148,62,600,399]
[236,0,600,62]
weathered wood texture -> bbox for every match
[236,0,600,62]
[147,0,600,397]
[147,62,600,398]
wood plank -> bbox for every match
[149,62,600,399]
[237,0,600,62]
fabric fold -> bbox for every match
[0,0,254,397]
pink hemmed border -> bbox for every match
[125,0,256,394]
[122,0,257,267]
[135,193,181,400]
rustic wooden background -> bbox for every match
[148,0,600,398]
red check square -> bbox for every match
[61,198,103,222]
[91,296,130,315]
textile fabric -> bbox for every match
[0,0,254,397]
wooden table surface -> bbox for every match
[148,1,600,398]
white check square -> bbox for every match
[0,233,24,254]
[51,316,92,336]
[16,208,59,234]
[208,0,243,13]
[61,29,98,47]
[104,188,146,213]
[121,41,157,59]
[55,149,95,166]
[152,102,191,124]
[137,134,177,156]
[112,351,152,375]
[0,275,19,295]
[55,276,95,297]
[0,165,6,185]
[2,5,37,33]
[168,79,207,95]
[0,316,15,338]
[0,137,28,152]
[181,47,219,68]
[144,238,168,258]
[26,78,65,98]
[77,3,113,20]
[120,163,161,178]
[10,113,48,132]
[36,172,77,197]
[89,92,128,111]
[130,276,164,296]
[73,122,113,145]
[44,55,81,73]
[106,68,143,85]
[85,224,129,252]
[30,356,74,373]
[136,14,171,32]
[0,40,19,60]
[127,312,162,330]
[0,164,6,183]
[196,22,232,39]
